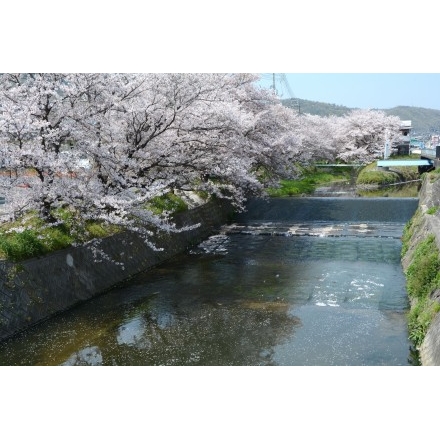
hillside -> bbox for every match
[384,106,440,136]
[283,98,352,117]
[282,98,440,137]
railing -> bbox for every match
[421,148,439,160]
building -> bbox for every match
[395,120,412,155]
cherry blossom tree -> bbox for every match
[0,73,79,220]
[0,73,303,250]
[0,73,404,256]
[296,113,340,162]
[331,109,401,163]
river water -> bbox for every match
[0,197,419,366]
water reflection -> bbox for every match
[62,346,103,366]
[107,301,301,366]
[0,198,417,366]
[312,180,421,198]
[357,181,421,198]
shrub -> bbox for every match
[0,208,122,262]
[0,229,45,261]
[356,160,419,186]
[267,168,352,197]
[146,192,188,215]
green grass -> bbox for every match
[356,157,419,186]
[408,296,440,347]
[427,167,440,182]
[267,167,352,197]
[0,192,191,262]
[0,208,121,262]
[145,192,188,215]
[427,206,439,215]
[268,158,421,197]
[401,208,423,257]
[404,234,440,347]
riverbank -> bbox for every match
[0,198,234,342]
[0,196,418,365]
[266,160,420,198]
[356,159,420,186]
[2,164,438,362]
[401,170,440,365]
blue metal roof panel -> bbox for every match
[377,160,432,167]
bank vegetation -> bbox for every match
[401,169,440,359]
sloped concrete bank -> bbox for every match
[401,175,440,365]
[0,199,234,342]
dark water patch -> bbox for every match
[235,197,419,223]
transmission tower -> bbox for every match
[261,73,300,114]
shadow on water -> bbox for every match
[310,180,421,198]
[357,181,422,198]
[0,251,302,366]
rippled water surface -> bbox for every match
[0,198,418,366]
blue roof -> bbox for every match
[377,159,432,167]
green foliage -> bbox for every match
[85,221,121,238]
[267,179,315,196]
[356,169,398,185]
[428,168,440,182]
[427,206,439,215]
[0,229,45,261]
[146,192,188,215]
[356,159,419,186]
[0,208,122,262]
[406,235,440,298]
[401,208,423,257]
[195,191,210,201]
[405,234,440,347]
[0,194,190,262]
[408,297,440,348]
[267,168,351,197]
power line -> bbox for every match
[260,73,300,114]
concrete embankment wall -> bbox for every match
[401,176,440,365]
[0,199,234,342]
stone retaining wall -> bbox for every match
[0,199,234,342]
[401,175,440,365]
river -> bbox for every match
[0,193,419,365]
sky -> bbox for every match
[3,4,440,115]
[258,73,440,111]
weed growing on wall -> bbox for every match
[401,208,423,257]
[0,209,121,262]
[405,234,440,347]
[426,206,439,215]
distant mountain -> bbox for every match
[282,98,352,117]
[282,98,440,138]
[384,106,440,136]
